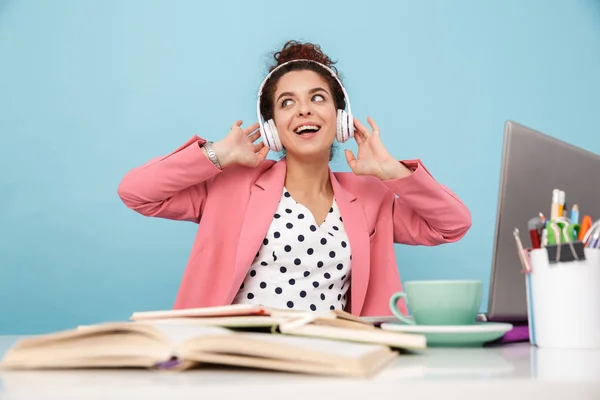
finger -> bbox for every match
[354,117,370,134]
[353,124,368,145]
[354,131,364,146]
[243,122,260,136]
[352,118,363,142]
[249,130,262,142]
[358,127,369,144]
[232,120,243,129]
[344,149,357,172]
[255,145,270,164]
[366,116,380,136]
[353,118,371,140]
[253,141,265,153]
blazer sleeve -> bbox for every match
[382,159,472,245]
[117,135,220,223]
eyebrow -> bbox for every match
[276,87,329,103]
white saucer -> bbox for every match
[380,322,513,347]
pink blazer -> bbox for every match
[117,136,472,316]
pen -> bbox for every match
[583,220,600,247]
[541,228,548,247]
[588,231,599,249]
[551,189,560,220]
[570,204,579,224]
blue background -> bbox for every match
[1,0,599,334]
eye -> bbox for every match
[312,94,325,102]
[281,99,294,108]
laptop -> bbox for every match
[365,120,600,326]
[485,120,600,322]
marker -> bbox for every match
[528,217,542,249]
[579,215,592,241]
[551,189,560,220]
[570,204,579,225]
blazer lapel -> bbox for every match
[330,171,370,316]
[227,160,287,302]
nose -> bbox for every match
[296,100,313,117]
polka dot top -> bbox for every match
[233,187,352,312]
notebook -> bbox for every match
[0,320,397,377]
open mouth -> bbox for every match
[294,124,321,136]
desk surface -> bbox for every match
[1,336,599,400]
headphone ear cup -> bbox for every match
[346,112,354,139]
[336,110,343,142]
[260,123,272,150]
[337,110,350,143]
[342,110,349,142]
[266,119,282,152]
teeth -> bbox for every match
[295,125,320,133]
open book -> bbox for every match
[128,304,426,350]
[0,320,397,377]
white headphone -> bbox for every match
[256,59,354,152]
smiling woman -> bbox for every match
[117,39,472,317]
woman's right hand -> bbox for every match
[211,120,270,168]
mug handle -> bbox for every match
[389,292,415,325]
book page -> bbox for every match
[147,320,234,345]
[241,332,386,358]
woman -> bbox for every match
[117,40,472,316]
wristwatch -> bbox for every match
[203,141,222,170]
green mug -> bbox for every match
[389,280,483,326]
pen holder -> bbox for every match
[524,248,600,349]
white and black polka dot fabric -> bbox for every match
[233,188,352,311]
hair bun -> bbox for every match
[271,40,337,74]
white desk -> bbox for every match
[1,335,599,400]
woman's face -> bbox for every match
[272,70,337,159]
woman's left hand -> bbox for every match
[344,117,413,180]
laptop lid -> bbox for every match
[487,120,600,322]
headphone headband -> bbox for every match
[256,59,353,131]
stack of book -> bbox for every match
[0,305,426,377]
